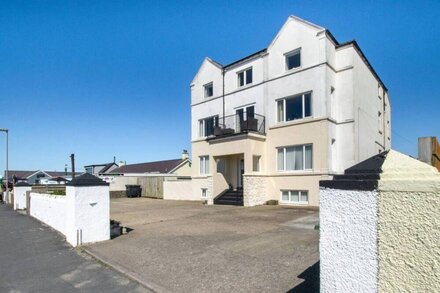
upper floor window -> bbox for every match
[277,92,312,123]
[204,82,213,98]
[199,115,219,137]
[277,144,312,171]
[285,48,301,70]
[237,68,253,87]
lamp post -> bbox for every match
[0,128,8,203]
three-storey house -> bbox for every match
[190,16,391,207]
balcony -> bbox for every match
[211,113,266,138]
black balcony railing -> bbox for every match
[212,113,265,137]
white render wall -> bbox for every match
[30,192,67,235]
[163,180,200,201]
[29,185,110,247]
[65,186,110,246]
[13,185,32,210]
[320,188,379,292]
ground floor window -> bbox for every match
[201,188,208,198]
[281,190,308,204]
[277,144,312,171]
[199,156,209,175]
[252,155,260,172]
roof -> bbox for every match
[200,15,388,91]
[108,159,186,175]
[45,171,83,177]
[84,163,109,167]
[223,48,267,69]
[99,163,118,174]
[5,170,83,181]
[67,173,109,187]
[7,170,38,180]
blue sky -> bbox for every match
[0,0,439,173]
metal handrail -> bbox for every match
[214,113,266,136]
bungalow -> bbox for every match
[102,150,191,198]
[6,170,83,185]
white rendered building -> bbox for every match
[190,16,391,207]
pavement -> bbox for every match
[85,198,320,293]
[0,203,151,293]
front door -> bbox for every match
[237,159,244,188]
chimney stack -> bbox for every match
[182,149,189,160]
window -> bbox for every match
[201,188,208,198]
[252,156,260,172]
[285,49,301,70]
[277,144,312,171]
[277,92,312,122]
[378,111,383,134]
[204,82,213,98]
[217,158,226,174]
[199,156,209,175]
[199,115,219,137]
[281,190,308,204]
[237,68,253,87]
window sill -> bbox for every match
[270,117,323,129]
[285,66,302,74]
[276,169,313,174]
[193,175,211,179]
[279,201,309,206]
[237,83,253,90]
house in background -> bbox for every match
[6,170,83,185]
[84,161,119,176]
[189,15,391,207]
[102,150,191,198]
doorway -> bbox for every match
[237,159,244,189]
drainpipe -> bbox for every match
[222,68,225,126]
[382,88,387,149]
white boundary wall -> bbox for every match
[320,188,379,293]
[13,185,32,210]
[29,184,110,247]
[30,192,67,235]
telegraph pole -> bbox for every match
[70,153,75,179]
[0,129,9,203]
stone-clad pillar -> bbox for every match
[319,150,440,292]
[65,173,110,247]
[13,182,32,210]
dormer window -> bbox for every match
[204,82,213,98]
[285,48,301,70]
[237,67,253,87]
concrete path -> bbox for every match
[86,198,320,293]
[0,203,150,293]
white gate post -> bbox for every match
[65,173,110,247]
[319,150,440,292]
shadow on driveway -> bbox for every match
[287,261,320,293]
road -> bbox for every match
[0,203,150,293]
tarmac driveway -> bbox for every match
[85,198,319,293]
